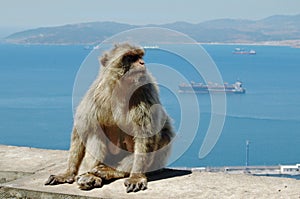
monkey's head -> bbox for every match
[98,43,159,115]
[98,43,158,106]
[100,43,146,79]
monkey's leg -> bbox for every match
[91,164,129,180]
[45,128,85,185]
[76,164,129,190]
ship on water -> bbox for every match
[143,45,159,49]
[233,48,256,55]
[179,81,246,94]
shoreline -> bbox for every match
[2,39,300,48]
[200,40,300,48]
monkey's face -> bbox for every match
[122,53,146,75]
[100,44,145,71]
[100,43,148,84]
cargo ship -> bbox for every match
[178,81,246,94]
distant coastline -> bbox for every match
[200,40,300,48]
[4,14,300,47]
[2,40,300,48]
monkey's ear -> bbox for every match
[100,53,109,67]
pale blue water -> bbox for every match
[0,43,299,167]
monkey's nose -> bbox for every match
[139,59,145,65]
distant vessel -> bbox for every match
[179,81,246,94]
[143,45,159,49]
[93,45,100,50]
[83,45,100,50]
[233,48,256,55]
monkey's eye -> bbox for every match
[123,55,140,64]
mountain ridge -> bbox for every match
[4,14,300,45]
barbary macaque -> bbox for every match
[45,43,174,193]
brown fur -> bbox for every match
[45,43,174,193]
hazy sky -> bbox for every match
[1,0,300,28]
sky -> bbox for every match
[1,0,300,36]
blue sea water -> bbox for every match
[0,43,299,167]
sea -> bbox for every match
[0,43,300,169]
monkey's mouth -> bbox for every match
[122,68,147,84]
[126,68,146,77]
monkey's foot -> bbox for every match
[45,174,75,185]
[76,173,102,190]
[90,164,127,180]
[124,174,147,193]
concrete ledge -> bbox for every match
[1,145,300,198]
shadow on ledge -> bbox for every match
[78,168,192,189]
[147,168,192,182]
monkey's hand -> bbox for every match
[76,173,102,190]
[124,173,147,193]
[44,173,75,185]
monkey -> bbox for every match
[45,43,175,193]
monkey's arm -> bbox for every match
[123,97,167,192]
[124,137,155,192]
[45,128,85,185]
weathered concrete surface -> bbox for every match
[1,145,300,199]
